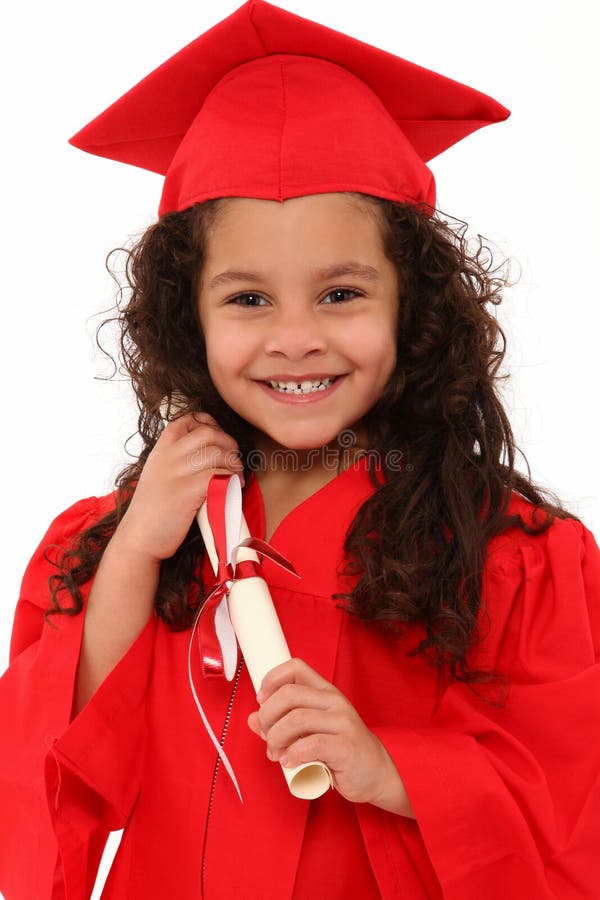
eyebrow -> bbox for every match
[207,262,381,290]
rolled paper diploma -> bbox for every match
[197,499,333,801]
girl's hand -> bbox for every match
[116,412,244,563]
[247,658,415,817]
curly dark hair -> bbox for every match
[44,194,576,691]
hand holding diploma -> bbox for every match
[248,657,414,815]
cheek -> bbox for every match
[203,326,246,378]
[359,322,397,381]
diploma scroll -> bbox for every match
[197,482,333,801]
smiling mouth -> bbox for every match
[265,376,339,395]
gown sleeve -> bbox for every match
[0,497,158,900]
[355,514,600,900]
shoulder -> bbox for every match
[42,491,118,546]
[484,491,595,573]
[18,492,118,606]
[478,492,600,679]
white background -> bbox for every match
[1,0,598,668]
[0,0,598,895]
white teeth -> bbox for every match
[268,376,336,394]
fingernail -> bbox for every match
[280,755,289,766]
[266,748,275,761]
[256,690,264,703]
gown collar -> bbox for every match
[241,452,383,595]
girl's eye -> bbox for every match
[321,288,361,304]
[227,293,268,307]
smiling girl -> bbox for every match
[1,2,599,899]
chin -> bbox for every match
[270,428,343,450]
[269,437,328,452]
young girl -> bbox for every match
[1,2,599,898]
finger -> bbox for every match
[191,411,219,425]
[157,412,208,444]
[159,411,226,444]
[277,733,349,772]
[247,711,265,738]
[256,683,333,734]
[187,442,243,471]
[265,708,344,760]
[194,467,247,497]
[159,396,217,427]
[166,422,241,461]
[181,421,239,450]
[257,658,331,703]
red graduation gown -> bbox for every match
[1,457,599,899]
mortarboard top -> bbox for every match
[69,0,510,216]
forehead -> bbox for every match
[205,192,385,247]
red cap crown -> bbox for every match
[69,0,510,216]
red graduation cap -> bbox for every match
[69,0,509,216]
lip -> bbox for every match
[256,374,347,404]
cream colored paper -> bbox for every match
[197,503,333,800]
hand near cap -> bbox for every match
[247,658,415,817]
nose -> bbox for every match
[263,306,328,360]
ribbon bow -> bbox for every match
[187,473,299,801]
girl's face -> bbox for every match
[197,192,399,453]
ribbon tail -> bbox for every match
[188,603,243,803]
[214,594,238,682]
[236,536,301,578]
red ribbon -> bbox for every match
[198,474,299,678]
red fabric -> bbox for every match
[68,0,509,215]
[1,459,599,898]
